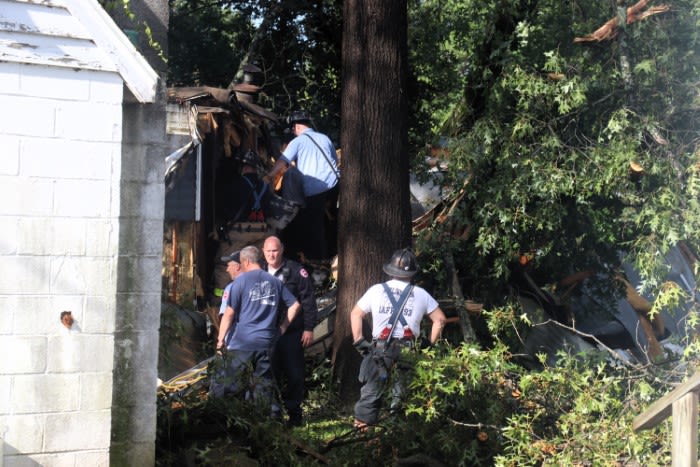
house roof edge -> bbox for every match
[63,0,159,103]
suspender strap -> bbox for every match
[243,177,268,211]
[381,283,414,345]
[304,133,340,182]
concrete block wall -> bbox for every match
[109,81,166,467]
[0,62,123,466]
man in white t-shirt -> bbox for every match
[350,248,447,429]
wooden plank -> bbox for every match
[444,252,476,342]
[672,392,698,467]
[633,372,700,431]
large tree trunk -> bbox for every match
[334,0,410,405]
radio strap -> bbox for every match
[304,133,340,182]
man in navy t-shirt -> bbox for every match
[210,245,300,416]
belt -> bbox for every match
[373,338,415,350]
[227,222,269,233]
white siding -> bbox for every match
[0,0,117,72]
[0,0,157,103]
[0,61,122,466]
[0,1,163,465]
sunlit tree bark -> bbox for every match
[333,0,411,404]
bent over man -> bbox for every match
[350,248,447,429]
[266,111,339,261]
[210,150,271,332]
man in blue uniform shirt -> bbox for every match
[266,111,339,261]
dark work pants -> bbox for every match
[272,329,305,417]
[283,185,338,262]
[209,349,279,416]
[354,342,410,425]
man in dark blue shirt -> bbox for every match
[211,245,300,417]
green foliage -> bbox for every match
[168,0,254,87]
[156,336,693,466]
[402,3,700,461]
[167,0,343,140]
[410,0,700,312]
[389,342,677,466]
[157,1,700,464]
[482,300,532,345]
[99,0,166,64]
[155,299,699,466]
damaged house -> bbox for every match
[164,84,280,303]
[159,80,699,388]
[160,80,304,377]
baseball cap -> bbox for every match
[221,251,241,263]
